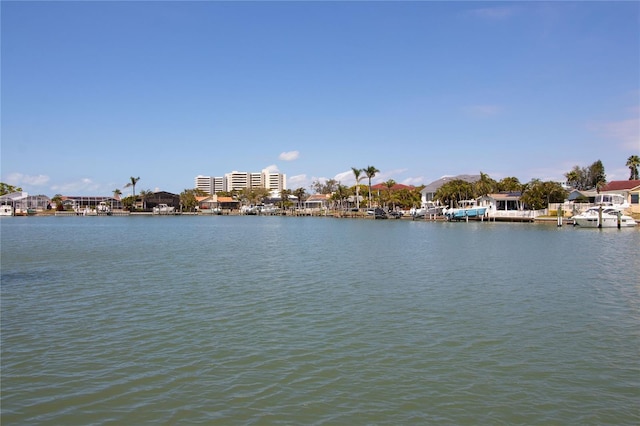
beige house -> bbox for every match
[304,194,331,210]
[600,180,640,215]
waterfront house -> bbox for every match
[217,196,240,211]
[196,195,218,212]
[477,192,541,222]
[143,191,180,210]
[599,180,640,215]
[0,192,52,214]
[370,183,415,209]
[567,189,598,203]
[61,195,122,211]
[420,174,481,205]
[304,194,330,211]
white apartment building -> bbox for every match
[195,170,286,194]
[194,175,224,194]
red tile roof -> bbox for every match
[601,180,640,191]
[371,183,415,191]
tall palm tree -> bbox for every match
[626,155,640,180]
[124,176,140,198]
[112,189,122,210]
[331,184,349,210]
[364,165,379,208]
[280,189,292,211]
[139,189,152,210]
[474,172,498,197]
[51,194,63,211]
[383,179,396,208]
[293,187,307,209]
[351,167,363,209]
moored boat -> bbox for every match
[442,200,487,221]
[0,205,13,216]
[571,193,636,228]
[152,204,177,215]
[572,207,636,228]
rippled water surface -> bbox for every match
[2,216,639,424]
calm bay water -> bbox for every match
[1,215,639,425]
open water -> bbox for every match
[1,215,639,425]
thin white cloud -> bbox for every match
[374,168,408,184]
[287,174,308,189]
[401,176,425,186]
[334,170,354,184]
[279,150,300,161]
[589,117,640,150]
[50,178,102,194]
[5,172,50,187]
[263,164,280,173]
[466,104,502,118]
[469,7,515,20]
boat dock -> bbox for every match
[55,210,130,216]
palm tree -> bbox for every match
[474,172,498,197]
[626,155,640,180]
[497,177,522,192]
[331,184,349,210]
[139,189,153,210]
[364,165,379,208]
[124,176,140,198]
[293,187,307,209]
[280,189,292,211]
[51,194,63,211]
[112,189,122,210]
[383,179,396,208]
[351,167,363,210]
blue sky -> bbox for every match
[2,1,639,196]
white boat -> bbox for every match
[571,193,636,228]
[572,207,636,228]
[411,201,443,218]
[442,200,487,221]
[96,201,112,215]
[152,204,176,215]
[1,205,13,216]
[199,207,222,215]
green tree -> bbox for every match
[121,196,134,211]
[497,177,523,192]
[363,165,380,208]
[311,179,338,194]
[239,187,270,206]
[626,155,640,180]
[521,179,567,210]
[398,185,424,209]
[565,160,606,190]
[474,172,498,196]
[435,179,475,207]
[0,182,23,195]
[382,179,396,208]
[51,194,64,211]
[139,189,152,210]
[565,166,584,189]
[280,189,292,210]
[293,187,307,209]
[124,176,140,198]
[331,184,349,209]
[180,189,197,212]
[589,160,606,191]
[351,167,363,209]
[111,189,122,210]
